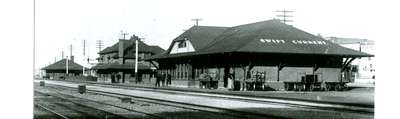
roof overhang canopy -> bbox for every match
[147,19,373,62]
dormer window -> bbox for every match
[178,41,187,48]
[170,37,194,54]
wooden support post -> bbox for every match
[341,57,356,72]
[241,65,246,91]
[277,63,284,82]
[341,57,356,83]
[312,64,319,84]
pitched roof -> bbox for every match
[99,38,165,55]
[91,63,151,70]
[148,19,372,60]
[42,59,85,71]
[200,19,372,57]
[164,26,228,53]
[98,40,134,54]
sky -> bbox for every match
[35,0,389,70]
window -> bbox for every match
[181,72,183,78]
[178,41,186,48]
[185,72,188,79]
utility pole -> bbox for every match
[191,18,203,26]
[70,44,72,58]
[66,56,69,75]
[83,40,86,56]
[83,40,86,75]
[276,9,294,24]
[121,30,129,40]
[87,40,91,64]
[96,40,103,53]
[135,37,140,83]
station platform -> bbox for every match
[35,80,373,119]
[37,79,374,107]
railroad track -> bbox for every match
[39,82,374,119]
[34,103,69,119]
[34,90,162,119]
[41,83,288,119]
[57,80,374,108]
[83,82,374,115]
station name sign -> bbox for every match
[259,38,328,45]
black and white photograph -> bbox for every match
[4,0,400,118]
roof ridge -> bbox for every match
[197,20,280,52]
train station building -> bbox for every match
[147,19,373,91]
[91,35,164,83]
[42,56,87,80]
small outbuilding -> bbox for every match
[42,57,86,80]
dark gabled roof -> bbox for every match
[200,19,372,57]
[164,26,228,53]
[148,45,165,54]
[111,45,165,59]
[99,38,165,55]
[42,59,85,71]
[148,19,373,60]
[91,63,151,70]
[99,40,134,54]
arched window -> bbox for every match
[178,41,186,48]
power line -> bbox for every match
[276,9,294,24]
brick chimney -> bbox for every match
[70,56,74,62]
[118,39,124,64]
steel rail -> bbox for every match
[35,89,164,119]
[86,82,374,114]
[44,84,294,119]
[34,103,69,119]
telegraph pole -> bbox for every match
[191,18,203,26]
[70,44,72,58]
[87,40,91,64]
[66,56,69,75]
[135,37,140,83]
[96,40,103,53]
[121,31,129,40]
[83,40,86,56]
[276,9,294,24]
[82,40,86,75]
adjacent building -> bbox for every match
[326,37,375,83]
[147,19,373,90]
[42,56,87,80]
[91,35,164,83]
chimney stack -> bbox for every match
[118,39,124,64]
[71,56,74,62]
